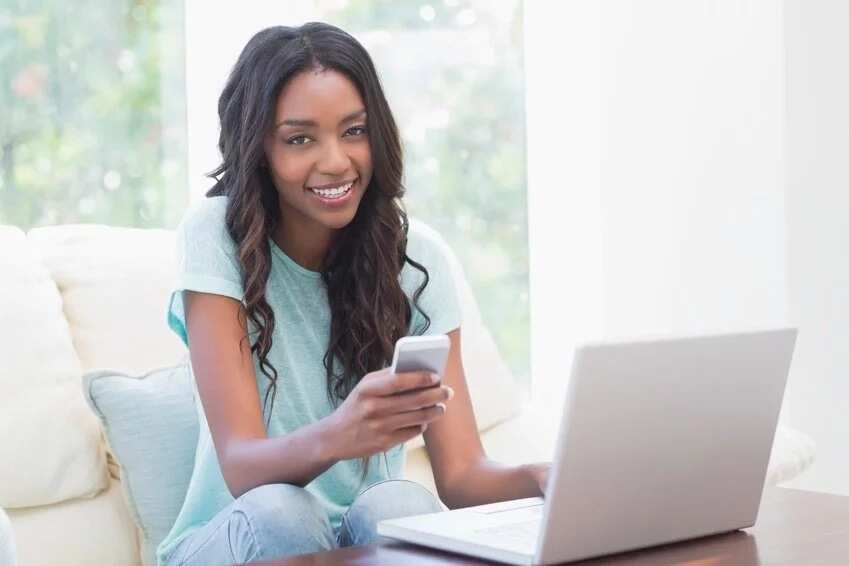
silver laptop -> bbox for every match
[378,328,797,565]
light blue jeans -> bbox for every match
[163,479,443,565]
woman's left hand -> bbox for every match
[526,462,551,496]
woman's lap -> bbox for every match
[164,479,443,566]
[338,479,444,547]
[164,483,336,566]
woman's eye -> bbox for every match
[345,125,368,137]
[286,135,311,145]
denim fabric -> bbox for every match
[162,480,443,566]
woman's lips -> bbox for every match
[307,177,357,207]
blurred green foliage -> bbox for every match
[0,0,186,228]
[318,0,530,383]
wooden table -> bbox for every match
[249,488,849,565]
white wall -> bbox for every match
[527,0,849,496]
[525,2,604,412]
[783,0,849,496]
[526,0,786,405]
[598,1,786,339]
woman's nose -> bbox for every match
[317,138,352,175]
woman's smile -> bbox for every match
[307,177,357,206]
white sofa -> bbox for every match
[0,222,816,566]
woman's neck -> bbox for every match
[273,221,334,272]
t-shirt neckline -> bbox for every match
[268,237,323,279]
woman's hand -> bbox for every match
[526,462,552,497]
[325,368,453,461]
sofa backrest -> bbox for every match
[25,219,522,438]
[0,226,108,510]
[27,225,187,374]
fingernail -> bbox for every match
[431,373,440,384]
[445,386,455,400]
[436,402,446,413]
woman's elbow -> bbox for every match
[217,441,310,499]
[220,458,253,499]
[217,443,261,499]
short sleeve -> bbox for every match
[166,197,244,346]
[403,220,463,337]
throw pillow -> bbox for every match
[83,362,198,566]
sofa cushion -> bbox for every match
[0,384,109,508]
[83,363,197,566]
[27,225,187,375]
[0,226,82,399]
[8,478,140,566]
[0,226,108,509]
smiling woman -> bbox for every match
[157,21,547,566]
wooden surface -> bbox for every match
[249,488,849,565]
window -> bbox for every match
[315,1,530,383]
[1,0,187,229]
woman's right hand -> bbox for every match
[325,368,454,461]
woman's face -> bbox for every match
[263,68,373,237]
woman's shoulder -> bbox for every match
[403,218,464,333]
[179,195,229,231]
[173,196,242,269]
[176,196,233,244]
[403,217,460,286]
[405,217,453,260]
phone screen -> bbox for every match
[393,344,450,375]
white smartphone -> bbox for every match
[390,334,451,378]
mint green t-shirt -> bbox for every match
[156,196,461,564]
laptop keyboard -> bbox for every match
[473,518,541,551]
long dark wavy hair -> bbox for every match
[205,22,431,470]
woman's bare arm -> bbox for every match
[184,290,339,498]
[424,328,545,508]
[184,290,449,499]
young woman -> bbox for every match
[157,22,549,566]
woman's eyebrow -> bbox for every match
[340,109,367,123]
[275,109,367,130]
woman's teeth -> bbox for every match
[309,181,354,199]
